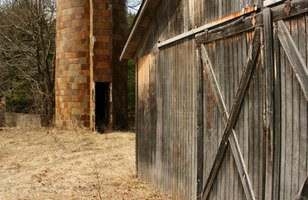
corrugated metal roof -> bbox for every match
[120,0,161,60]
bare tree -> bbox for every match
[0,0,56,125]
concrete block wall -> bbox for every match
[56,0,91,128]
[4,113,41,128]
[92,0,113,83]
[55,0,128,130]
[112,0,128,130]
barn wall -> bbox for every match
[136,0,198,199]
[278,13,308,200]
[192,0,262,27]
[137,40,198,200]
[136,0,263,199]
[135,0,308,199]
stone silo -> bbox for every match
[56,0,128,131]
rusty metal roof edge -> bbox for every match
[120,0,160,61]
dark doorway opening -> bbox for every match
[95,82,109,133]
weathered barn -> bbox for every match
[56,0,128,131]
[121,0,308,199]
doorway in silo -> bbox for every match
[95,82,109,133]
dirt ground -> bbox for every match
[0,128,170,200]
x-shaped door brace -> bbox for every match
[200,28,261,200]
[277,20,308,101]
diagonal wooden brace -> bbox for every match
[200,28,261,200]
[277,20,308,101]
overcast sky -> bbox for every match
[127,0,141,14]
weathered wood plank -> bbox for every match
[256,50,263,199]
[230,36,236,200]
[195,0,308,45]
[277,20,308,100]
[228,131,255,199]
[135,60,139,174]
[263,8,274,200]
[279,34,287,200]
[234,34,242,200]
[192,39,198,199]
[284,19,293,200]
[271,0,308,23]
[178,41,182,200]
[242,32,249,171]
[298,14,308,196]
[201,28,261,200]
[217,40,224,200]
[196,46,204,200]
[291,17,300,198]
[273,21,281,200]
[161,48,167,193]
[156,49,163,190]
[200,45,228,120]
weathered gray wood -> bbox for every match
[279,33,287,200]
[229,36,236,200]
[200,44,228,119]
[298,14,307,197]
[195,14,260,45]
[242,32,249,176]
[234,34,242,200]
[133,1,308,199]
[271,0,308,23]
[257,49,263,199]
[272,21,281,200]
[217,40,224,200]
[195,0,308,45]
[284,20,293,200]
[196,46,204,200]
[291,17,300,198]
[135,61,139,174]
[228,130,255,200]
[156,48,163,191]
[263,8,274,200]
[200,27,261,200]
[277,20,308,101]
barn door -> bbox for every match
[273,14,308,200]
[200,28,262,199]
[197,8,308,200]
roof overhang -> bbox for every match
[120,0,161,60]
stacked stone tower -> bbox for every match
[56,0,128,131]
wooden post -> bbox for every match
[263,7,275,200]
[273,21,281,200]
[196,46,204,200]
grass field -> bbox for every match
[0,128,170,200]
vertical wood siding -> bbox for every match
[202,31,265,199]
[279,14,308,200]
[192,0,262,27]
[136,1,199,199]
[137,39,198,199]
[135,0,308,199]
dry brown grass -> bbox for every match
[0,128,170,200]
